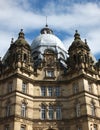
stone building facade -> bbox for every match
[0,25,100,130]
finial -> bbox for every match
[18,29,24,39]
[74,30,80,40]
[21,29,23,32]
[85,39,87,44]
[45,16,48,27]
[11,38,14,44]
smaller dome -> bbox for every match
[68,30,90,52]
[14,29,29,46]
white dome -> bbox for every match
[31,34,66,52]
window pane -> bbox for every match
[76,103,80,117]
[91,103,95,116]
[6,105,11,117]
[21,103,26,117]
[41,86,46,96]
[5,125,9,130]
[48,106,53,120]
[21,126,26,130]
[22,82,27,93]
[41,106,46,120]
[55,87,60,96]
[47,70,54,77]
[56,106,61,120]
[8,82,12,92]
[48,87,53,96]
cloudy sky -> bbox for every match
[0,0,100,60]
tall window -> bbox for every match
[91,102,95,116]
[94,124,97,130]
[22,82,27,93]
[5,125,10,130]
[77,127,82,130]
[73,82,79,94]
[8,82,12,92]
[55,87,60,96]
[23,53,27,62]
[48,106,53,120]
[21,103,26,117]
[41,105,46,120]
[48,87,53,96]
[56,106,61,120]
[6,104,11,117]
[88,82,92,92]
[21,125,26,130]
[41,86,46,96]
[76,103,81,117]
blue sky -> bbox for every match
[0,0,100,60]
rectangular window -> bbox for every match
[76,103,80,117]
[88,82,92,92]
[73,82,79,94]
[48,106,53,120]
[55,87,60,96]
[78,127,81,130]
[22,82,27,93]
[91,103,95,116]
[41,106,46,120]
[47,70,54,77]
[21,103,26,117]
[6,105,11,117]
[56,106,61,120]
[41,86,46,96]
[48,87,53,96]
[5,125,10,130]
[94,124,97,130]
[21,125,26,130]
[8,82,12,92]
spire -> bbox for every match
[74,30,81,40]
[84,39,87,44]
[18,29,25,39]
[45,16,48,27]
[11,38,14,44]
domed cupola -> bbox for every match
[67,30,96,71]
[31,25,67,70]
[14,29,29,47]
[2,29,32,71]
[68,30,90,52]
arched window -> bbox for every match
[21,103,26,117]
[41,105,46,120]
[48,106,53,120]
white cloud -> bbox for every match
[0,0,100,60]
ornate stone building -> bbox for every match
[0,25,100,130]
